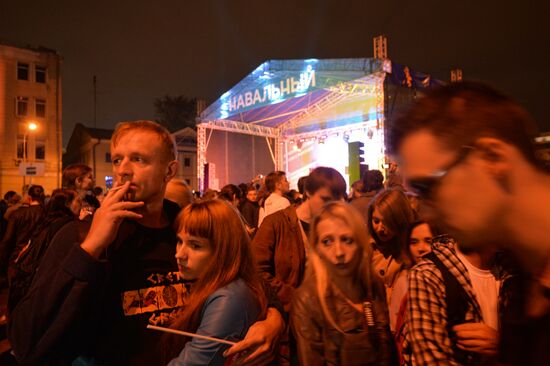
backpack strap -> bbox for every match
[424,252,470,327]
[423,251,476,364]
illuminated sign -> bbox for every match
[201,59,390,121]
[222,66,316,115]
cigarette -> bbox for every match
[146,325,237,345]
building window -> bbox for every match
[105,153,112,163]
[16,137,27,159]
[35,140,46,160]
[35,66,46,83]
[184,157,191,167]
[35,99,46,118]
[17,63,29,80]
[16,97,29,116]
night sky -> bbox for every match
[1,0,548,146]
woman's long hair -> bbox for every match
[308,201,378,333]
[367,188,415,262]
[163,199,267,360]
[32,188,78,233]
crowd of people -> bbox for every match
[0,81,547,365]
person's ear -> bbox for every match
[474,137,513,193]
[165,160,178,182]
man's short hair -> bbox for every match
[219,184,243,202]
[111,120,176,162]
[388,82,540,167]
[3,191,17,201]
[265,171,286,193]
[305,167,347,200]
[362,170,384,192]
[62,164,93,189]
[28,185,45,202]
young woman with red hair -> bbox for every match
[164,199,267,365]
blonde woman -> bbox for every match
[291,202,392,366]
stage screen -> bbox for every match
[204,130,275,189]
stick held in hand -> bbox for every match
[147,325,237,346]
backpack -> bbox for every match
[7,214,75,314]
[423,251,478,365]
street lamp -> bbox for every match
[22,121,38,188]
[28,121,38,132]
[23,121,38,161]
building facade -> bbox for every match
[63,123,114,190]
[0,42,62,195]
[173,127,198,191]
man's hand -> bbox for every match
[80,182,143,259]
[224,307,285,366]
[453,322,499,356]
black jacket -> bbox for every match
[9,199,183,365]
[0,204,44,271]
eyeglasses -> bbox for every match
[407,145,474,200]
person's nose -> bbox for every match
[175,244,188,261]
[418,242,431,255]
[115,158,133,179]
[334,242,345,263]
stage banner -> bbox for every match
[203,59,387,120]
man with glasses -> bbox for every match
[389,82,550,366]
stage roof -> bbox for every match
[199,58,441,132]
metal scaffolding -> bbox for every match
[196,58,438,191]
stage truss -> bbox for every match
[197,71,387,190]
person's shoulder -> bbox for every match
[211,279,252,299]
[267,193,289,205]
[262,205,295,224]
[205,279,257,315]
[276,195,291,208]
[293,275,316,299]
[291,275,320,312]
[409,254,446,291]
[9,205,27,217]
[50,219,90,244]
[410,256,439,274]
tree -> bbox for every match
[154,95,197,132]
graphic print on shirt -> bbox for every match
[121,271,188,322]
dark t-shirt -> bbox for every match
[91,219,188,365]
